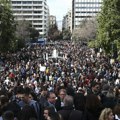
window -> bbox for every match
[22,1,32,4]
[33,1,42,4]
[22,6,32,9]
[34,25,42,27]
[33,6,42,9]
[33,11,42,13]
[33,16,42,18]
[33,20,42,23]
[39,30,43,32]
[22,11,32,13]
[12,6,21,9]
[12,1,21,4]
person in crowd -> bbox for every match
[0,87,22,120]
[48,112,62,120]
[20,105,37,120]
[58,95,82,120]
[66,84,75,97]
[38,86,49,120]
[87,82,101,96]
[46,92,57,112]
[99,108,114,120]
[1,41,120,120]
[2,111,14,120]
[55,89,67,111]
[18,87,41,120]
[0,95,9,116]
[39,86,48,108]
[82,94,103,120]
[74,93,86,112]
[43,106,56,120]
[102,86,117,109]
[113,104,120,120]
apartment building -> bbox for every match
[10,0,49,36]
[49,15,56,27]
[62,10,72,32]
[72,0,102,30]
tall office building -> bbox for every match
[11,0,49,36]
[72,0,102,30]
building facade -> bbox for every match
[11,0,49,36]
[72,0,102,30]
[49,15,56,27]
[62,10,72,32]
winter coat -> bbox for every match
[58,106,82,120]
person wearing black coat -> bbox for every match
[82,94,104,120]
[58,95,82,120]
[55,89,67,111]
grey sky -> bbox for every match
[47,0,71,21]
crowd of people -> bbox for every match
[0,41,120,120]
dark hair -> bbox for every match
[113,104,120,115]
[46,92,55,99]
[20,105,37,120]
[30,91,38,101]
[2,111,14,120]
[44,106,56,116]
[85,94,103,112]
[74,93,86,111]
[50,112,62,120]
[14,86,24,94]
[0,95,9,105]
[24,87,31,95]
[59,89,66,95]
[91,82,100,88]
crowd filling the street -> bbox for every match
[0,41,120,120]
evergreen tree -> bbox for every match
[97,0,120,56]
[0,0,16,52]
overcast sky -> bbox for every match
[47,0,72,29]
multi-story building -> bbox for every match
[62,10,72,32]
[72,0,102,30]
[49,15,56,27]
[10,0,49,36]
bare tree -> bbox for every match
[16,20,30,41]
[72,18,97,42]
